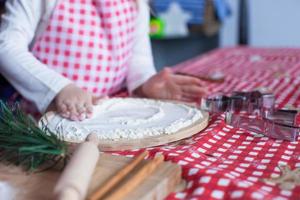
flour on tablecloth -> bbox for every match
[44,98,204,141]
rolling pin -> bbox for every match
[54,133,100,200]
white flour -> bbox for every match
[0,181,16,200]
[45,98,204,141]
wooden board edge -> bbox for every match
[97,111,209,151]
[88,154,184,200]
[40,110,209,151]
[38,111,55,128]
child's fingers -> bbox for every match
[76,103,86,114]
[76,96,94,120]
[181,91,202,99]
[85,104,93,113]
[92,95,108,105]
[84,102,93,119]
[57,102,68,113]
[56,102,72,119]
[170,91,193,102]
[84,98,93,113]
[181,96,196,102]
[172,74,202,85]
[172,94,182,101]
[65,102,79,121]
[61,112,70,119]
[75,103,86,121]
[181,85,207,96]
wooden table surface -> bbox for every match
[0,154,184,200]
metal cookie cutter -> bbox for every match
[201,91,275,115]
[201,91,300,141]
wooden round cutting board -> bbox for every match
[40,107,209,151]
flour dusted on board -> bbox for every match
[45,98,204,141]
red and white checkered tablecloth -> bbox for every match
[114,47,300,200]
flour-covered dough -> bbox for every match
[44,98,204,142]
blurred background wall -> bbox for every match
[220,0,300,47]
[248,0,300,47]
[150,0,227,70]
[152,0,300,70]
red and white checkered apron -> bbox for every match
[32,0,137,95]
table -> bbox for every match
[115,47,300,199]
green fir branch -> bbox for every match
[0,101,68,171]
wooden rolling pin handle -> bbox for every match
[87,133,99,146]
[54,133,100,200]
[56,187,80,200]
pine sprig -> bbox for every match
[0,101,68,171]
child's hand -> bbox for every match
[135,68,207,102]
[54,84,105,121]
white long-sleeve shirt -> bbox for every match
[0,0,156,113]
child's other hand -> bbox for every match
[136,68,207,102]
[54,84,105,121]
